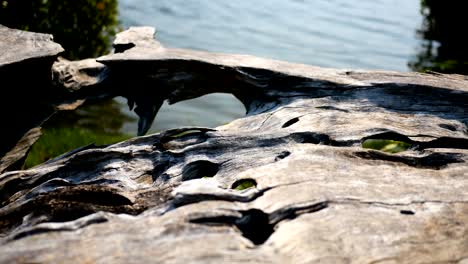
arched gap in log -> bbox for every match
[121,93,246,134]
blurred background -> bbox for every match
[1,0,467,167]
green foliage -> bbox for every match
[24,127,129,168]
[0,0,120,59]
[24,99,134,168]
[362,139,411,154]
[232,179,257,191]
[47,99,136,133]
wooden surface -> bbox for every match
[0,25,64,173]
[0,27,467,263]
[0,25,63,67]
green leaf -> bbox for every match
[232,179,257,191]
[362,139,412,154]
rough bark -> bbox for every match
[0,27,467,263]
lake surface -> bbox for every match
[115,0,422,133]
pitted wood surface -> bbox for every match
[0,27,467,263]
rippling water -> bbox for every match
[116,0,422,133]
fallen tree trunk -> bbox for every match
[0,26,467,263]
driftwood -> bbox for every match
[0,26,467,263]
[0,25,113,173]
[0,25,63,172]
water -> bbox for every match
[116,0,422,133]
[119,0,420,70]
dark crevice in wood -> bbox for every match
[235,209,273,245]
[275,151,291,162]
[316,105,350,112]
[282,117,300,128]
[190,202,328,245]
[0,182,166,237]
[0,150,137,206]
[363,131,468,151]
[290,132,333,145]
[181,160,220,181]
[113,43,135,53]
[400,210,415,215]
[0,196,132,236]
[47,187,133,206]
[354,151,464,169]
[269,201,329,225]
[150,163,173,182]
[289,132,356,147]
[190,209,272,245]
[417,137,468,150]
[438,124,458,132]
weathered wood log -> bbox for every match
[0,26,467,263]
[0,25,64,172]
[0,25,63,67]
[0,26,112,173]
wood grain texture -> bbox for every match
[0,27,467,263]
[0,25,63,67]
